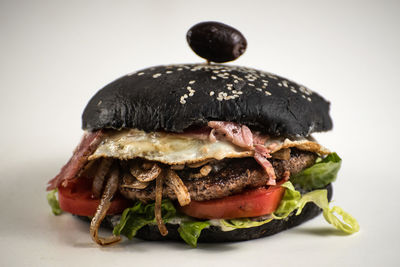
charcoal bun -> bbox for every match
[82,64,332,137]
[81,183,332,244]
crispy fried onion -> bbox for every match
[120,171,149,189]
[187,159,213,168]
[170,159,212,170]
[155,171,168,236]
[166,169,191,206]
[189,165,212,179]
[170,164,185,170]
[91,158,113,198]
[271,148,291,161]
[90,167,121,245]
[130,162,161,182]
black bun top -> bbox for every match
[82,64,332,137]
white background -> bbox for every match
[1,0,399,266]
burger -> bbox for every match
[46,22,359,247]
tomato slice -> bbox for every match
[58,176,131,217]
[179,184,286,219]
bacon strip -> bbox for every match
[175,126,212,140]
[208,121,253,149]
[254,144,276,185]
[47,130,104,190]
[208,121,277,185]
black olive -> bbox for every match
[187,21,247,63]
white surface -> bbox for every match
[0,1,399,266]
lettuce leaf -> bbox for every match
[220,217,273,230]
[291,152,342,190]
[273,181,302,218]
[113,199,210,246]
[296,189,360,234]
[274,181,359,234]
[221,181,359,234]
[113,199,176,239]
[46,189,62,215]
[178,221,210,247]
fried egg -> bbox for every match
[89,129,330,165]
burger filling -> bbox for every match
[47,121,359,247]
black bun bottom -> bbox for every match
[78,184,332,243]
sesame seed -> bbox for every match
[282,80,289,88]
[256,88,262,92]
[278,83,282,87]
[290,88,297,93]
[189,80,196,84]
[265,91,272,96]
[211,76,217,80]
[248,83,255,87]
[187,86,195,96]
[177,68,183,71]
[153,73,161,78]
[307,97,312,102]
[299,86,311,95]
[234,80,238,83]
[267,74,278,80]
[137,72,145,76]
[302,95,306,98]
[166,71,173,74]
[210,91,215,96]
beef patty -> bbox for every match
[119,149,317,202]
